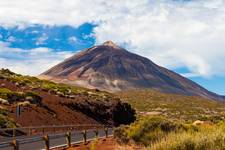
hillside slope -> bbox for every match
[41,41,224,101]
[0,69,135,127]
[117,89,225,122]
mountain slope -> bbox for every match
[0,69,135,127]
[41,41,225,101]
[116,89,225,121]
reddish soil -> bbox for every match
[64,138,142,150]
[0,79,99,127]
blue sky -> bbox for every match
[0,24,95,51]
[0,0,225,95]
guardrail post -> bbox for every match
[104,127,108,138]
[66,132,71,147]
[53,126,56,134]
[42,127,45,135]
[13,128,16,138]
[112,128,115,138]
[11,139,19,150]
[94,129,98,139]
[43,135,49,150]
[28,127,31,136]
[82,130,87,143]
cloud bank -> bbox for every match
[0,42,73,75]
[1,0,225,77]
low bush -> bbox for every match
[115,116,225,150]
[0,88,42,104]
[115,116,182,146]
[150,125,225,150]
[0,88,25,102]
[0,114,18,128]
[0,88,12,99]
[24,92,42,104]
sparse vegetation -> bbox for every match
[0,68,111,101]
[150,126,225,150]
[0,88,42,104]
[0,108,18,128]
[115,116,183,146]
[0,114,17,128]
[0,88,13,100]
[90,139,98,150]
[115,116,225,150]
[117,89,225,122]
[0,69,136,127]
[0,68,135,107]
[116,90,225,149]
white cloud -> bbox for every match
[36,33,48,45]
[1,0,225,77]
[31,30,39,34]
[0,42,73,75]
[93,0,225,77]
[68,36,77,44]
[6,36,16,42]
[181,72,200,78]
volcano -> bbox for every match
[40,41,225,101]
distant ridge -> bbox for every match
[40,41,225,101]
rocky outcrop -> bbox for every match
[64,98,136,126]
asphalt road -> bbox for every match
[0,129,113,150]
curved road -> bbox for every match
[0,129,113,150]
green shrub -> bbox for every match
[0,109,8,116]
[115,116,182,146]
[114,125,130,143]
[0,88,25,102]
[0,88,42,104]
[0,69,15,76]
[0,114,18,128]
[25,92,42,104]
[0,88,12,99]
[7,92,25,103]
[41,81,72,96]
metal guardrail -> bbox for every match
[0,125,112,150]
[0,124,104,132]
[0,124,104,138]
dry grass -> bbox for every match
[150,125,225,150]
[115,116,225,150]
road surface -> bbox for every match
[0,129,113,150]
